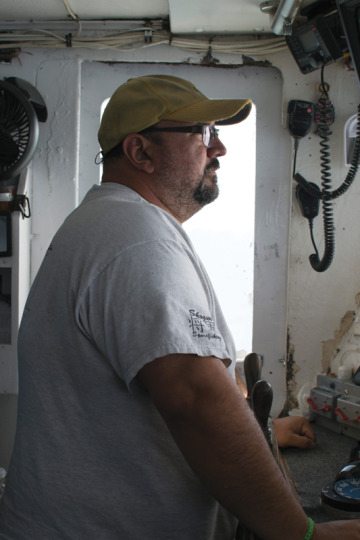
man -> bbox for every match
[0,74,359,539]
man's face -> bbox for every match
[149,121,227,221]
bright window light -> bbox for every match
[184,109,256,359]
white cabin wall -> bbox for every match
[272,50,360,411]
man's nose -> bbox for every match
[207,136,226,157]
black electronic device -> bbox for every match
[322,444,360,514]
[0,214,11,257]
[336,0,360,84]
[286,9,348,73]
[287,100,315,138]
[0,77,47,182]
[296,182,321,220]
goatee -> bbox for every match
[193,159,220,205]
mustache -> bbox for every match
[205,159,220,173]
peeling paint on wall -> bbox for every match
[283,330,300,414]
[322,291,360,378]
[322,310,355,373]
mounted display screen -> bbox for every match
[286,9,348,73]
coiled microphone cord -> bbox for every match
[293,65,360,272]
[309,70,335,272]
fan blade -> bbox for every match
[0,130,19,164]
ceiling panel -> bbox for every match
[1,0,66,20]
[169,0,271,34]
[70,0,169,19]
[1,0,170,21]
[0,0,320,34]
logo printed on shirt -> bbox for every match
[188,309,221,341]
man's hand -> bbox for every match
[273,416,316,449]
[314,519,360,539]
[234,370,316,450]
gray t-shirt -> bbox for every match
[0,183,238,539]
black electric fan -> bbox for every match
[0,77,47,182]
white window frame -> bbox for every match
[79,62,291,416]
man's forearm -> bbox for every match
[141,355,308,540]
[158,363,308,540]
[139,355,360,539]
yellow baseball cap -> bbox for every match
[98,74,252,155]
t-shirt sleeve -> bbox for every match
[77,239,234,388]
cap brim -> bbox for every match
[216,102,252,125]
[165,98,252,126]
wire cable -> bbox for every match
[309,219,320,261]
[292,64,360,272]
[308,65,335,272]
[0,24,287,55]
[292,138,299,178]
[62,0,79,21]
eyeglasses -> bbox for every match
[142,124,219,148]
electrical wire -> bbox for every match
[292,138,299,178]
[62,0,78,21]
[295,65,360,203]
[308,65,335,272]
[0,30,169,50]
[293,64,360,272]
[309,219,320,261]
[0,24,287,55]
[171,35,286,55]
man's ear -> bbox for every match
[122,133,155,174]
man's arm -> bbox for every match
[138,354,360,540]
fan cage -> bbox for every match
[0,80,38,182]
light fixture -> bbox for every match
[260,1,277,14]
[270,0,302,35]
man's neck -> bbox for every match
[102,176,180,221]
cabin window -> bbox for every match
[80,62,289,414]
[184,111,256,360]
[99,98,256,360]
